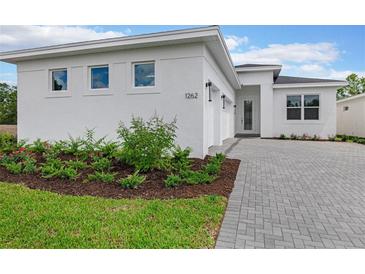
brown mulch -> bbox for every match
[0,157,241,200]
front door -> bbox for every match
[236,92,260,135]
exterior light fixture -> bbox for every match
[221,95,226,109]
[206,81,212,102]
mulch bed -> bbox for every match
[0,157,241,200]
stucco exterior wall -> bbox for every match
[336,95,365,137]
[237,71,274,137]
[202,46,235,155]
[17,43,207,157]
[273,86,337,138]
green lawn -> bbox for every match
[0,182,226,248]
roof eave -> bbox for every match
[273,82,348,89]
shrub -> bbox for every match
[357,138,365,145]
[290,134,298,140]
[170,146,192,174]
[22,157,37,174]
[279,134,287,140]
[91,157,111,171]
[117,116,177,171]
[340,134,348,142]
[99,140,119,158]
[204,161,221,176]
[328,135,336,141]
[300,133,310,140]
[40,158,63,178]
[29,139,49,153]
[65,160,87,170]
[88,171,116,183]
[119,171,146,189]
[164,174,182,187]
[182,170,216,185]
[4,162,22,174]
[312,135,320,141]
[213,153,225,164]
[58,167,79,180]
[0,132,17,153]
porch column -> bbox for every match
[260,84,274,137]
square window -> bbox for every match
[134,62,155,87]
[304,108,319,120]
[90,66,109,89]
[304,95,319,107]
[287,108,301,120]
[287,95,301,107]
[52,69,67,91]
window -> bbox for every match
[244,100,253,130]
[286,95,320,121]
[343,106,349,111]
[134,62,155,87]
[90,66,109,89]
[304,95,319,120]
[287,95,301,120]
[51,69,67,91]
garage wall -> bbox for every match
[273,86,337,138]
[337,94,365,137]
[17,43,206,157]
[202,45,236,155]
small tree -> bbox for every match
[0,83,17,124]
[337,73,365,100]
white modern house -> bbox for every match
[337,93,365,137]
[0,26,347,157]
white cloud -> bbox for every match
[224,35,248,51]
[327,69,365,79]
[0,25,127,51]
[230,42,340,65]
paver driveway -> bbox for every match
[211,138,365,248]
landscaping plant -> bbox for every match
[117,116,177,171]
[119,171,146,189]
[88,171,117,183]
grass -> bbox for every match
[0,182,226,248]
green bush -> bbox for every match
[311,135,320,141]
[0,83,17,124]
[119,171,146,189]
[40,158,63,178]
[58,167,79,180]
[328,135,336,141]
[65,160,87,170]
[164,174,182,187]
[91,157,111,171]
[290,134,298,140]
[170,146,192,174]
[182,170,216,185]
[88,171,116,183]
[204,161,221,176]
[279,134,287,140]
[0,132,17,153]
[4,162,22,174]
[99,140,119,158]
[357,138,365,145]
[29,139,49,153]
[22,157,37,174]
[117,116,177,171]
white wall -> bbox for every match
[237,71,274,137]
[337,95,365,137]
[17,43,207,157]
[273,86,337,138]
[202,46,236,155]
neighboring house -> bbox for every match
[337,93,365,137]
[0,26,347,157]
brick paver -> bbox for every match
[211,138,365,249]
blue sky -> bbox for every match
[1,25,364,85]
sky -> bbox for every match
[0,25,364,85]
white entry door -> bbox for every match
[237,94,260,134]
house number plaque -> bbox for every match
[185,92,198,99]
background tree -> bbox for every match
[337,73,365,100]
[0,83,17,124]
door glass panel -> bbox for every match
[244,100,253,130]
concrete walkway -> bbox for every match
[211,138,365,248]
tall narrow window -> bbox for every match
[134,62,155,87]
[304,95,319,120]
[287,95,301,120]
[244,100,253,130]
[90,66,109,89]
[51,69,67,91]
